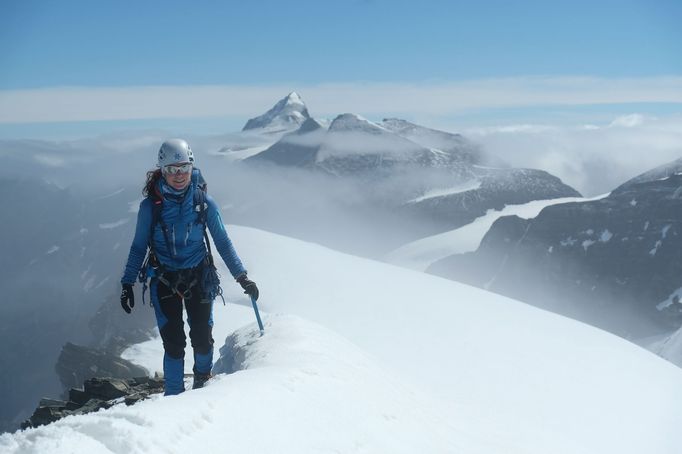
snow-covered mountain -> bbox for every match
[211,93,314,161]
[248,112,482,176]
[245,104,580,237]
[242,91,310,133]
[3,225,682,453]
[428,156,682,342]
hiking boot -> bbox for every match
[192,372,212,389]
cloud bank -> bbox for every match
[1,76,681,124]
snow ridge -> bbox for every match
[1,315,461,454]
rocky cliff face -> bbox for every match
[429,159,682,340]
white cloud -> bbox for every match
[1,76,681,124]
[609,113,645,128]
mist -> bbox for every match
[464,114,682,196]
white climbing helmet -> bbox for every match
[157,138,195,168]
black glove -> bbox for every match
[237,275,259,301]
[120,284,135,314]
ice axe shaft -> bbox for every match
[251,296,264,336]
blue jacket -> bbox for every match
[121,172,246,285]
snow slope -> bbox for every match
[1,315,464,454]
[3,226,682,453]
[387,193,610,271]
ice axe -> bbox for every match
[251,296,264,336]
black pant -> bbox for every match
[153,278,214,360]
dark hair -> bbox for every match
[143,169,162,198]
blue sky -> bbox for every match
[1,0,681,138]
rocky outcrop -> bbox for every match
[21,376,164,429]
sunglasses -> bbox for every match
[163,164,193,175]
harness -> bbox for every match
[137,169,224,304]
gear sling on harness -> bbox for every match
[137,169,225,305]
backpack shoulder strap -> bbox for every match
[147,184,166,243]
[191,168,214,263]
[192,168,209,225]
[138,194,165,287]
[149,197,163,241]
[148,184,175,258]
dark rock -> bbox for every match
[146,377,165,391]
[71,398,111,416]
[38,398,67,408]
[129,376,150,386]
[124,393,146,406]
[64,401,81,411]
[83,378,130,400]
[22,376,166,429]
[21,405,66,429]
[69,388,89,406]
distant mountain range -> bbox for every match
[235,93,682,365]
[241,93,580,235]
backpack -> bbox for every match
[138,168,224,305]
